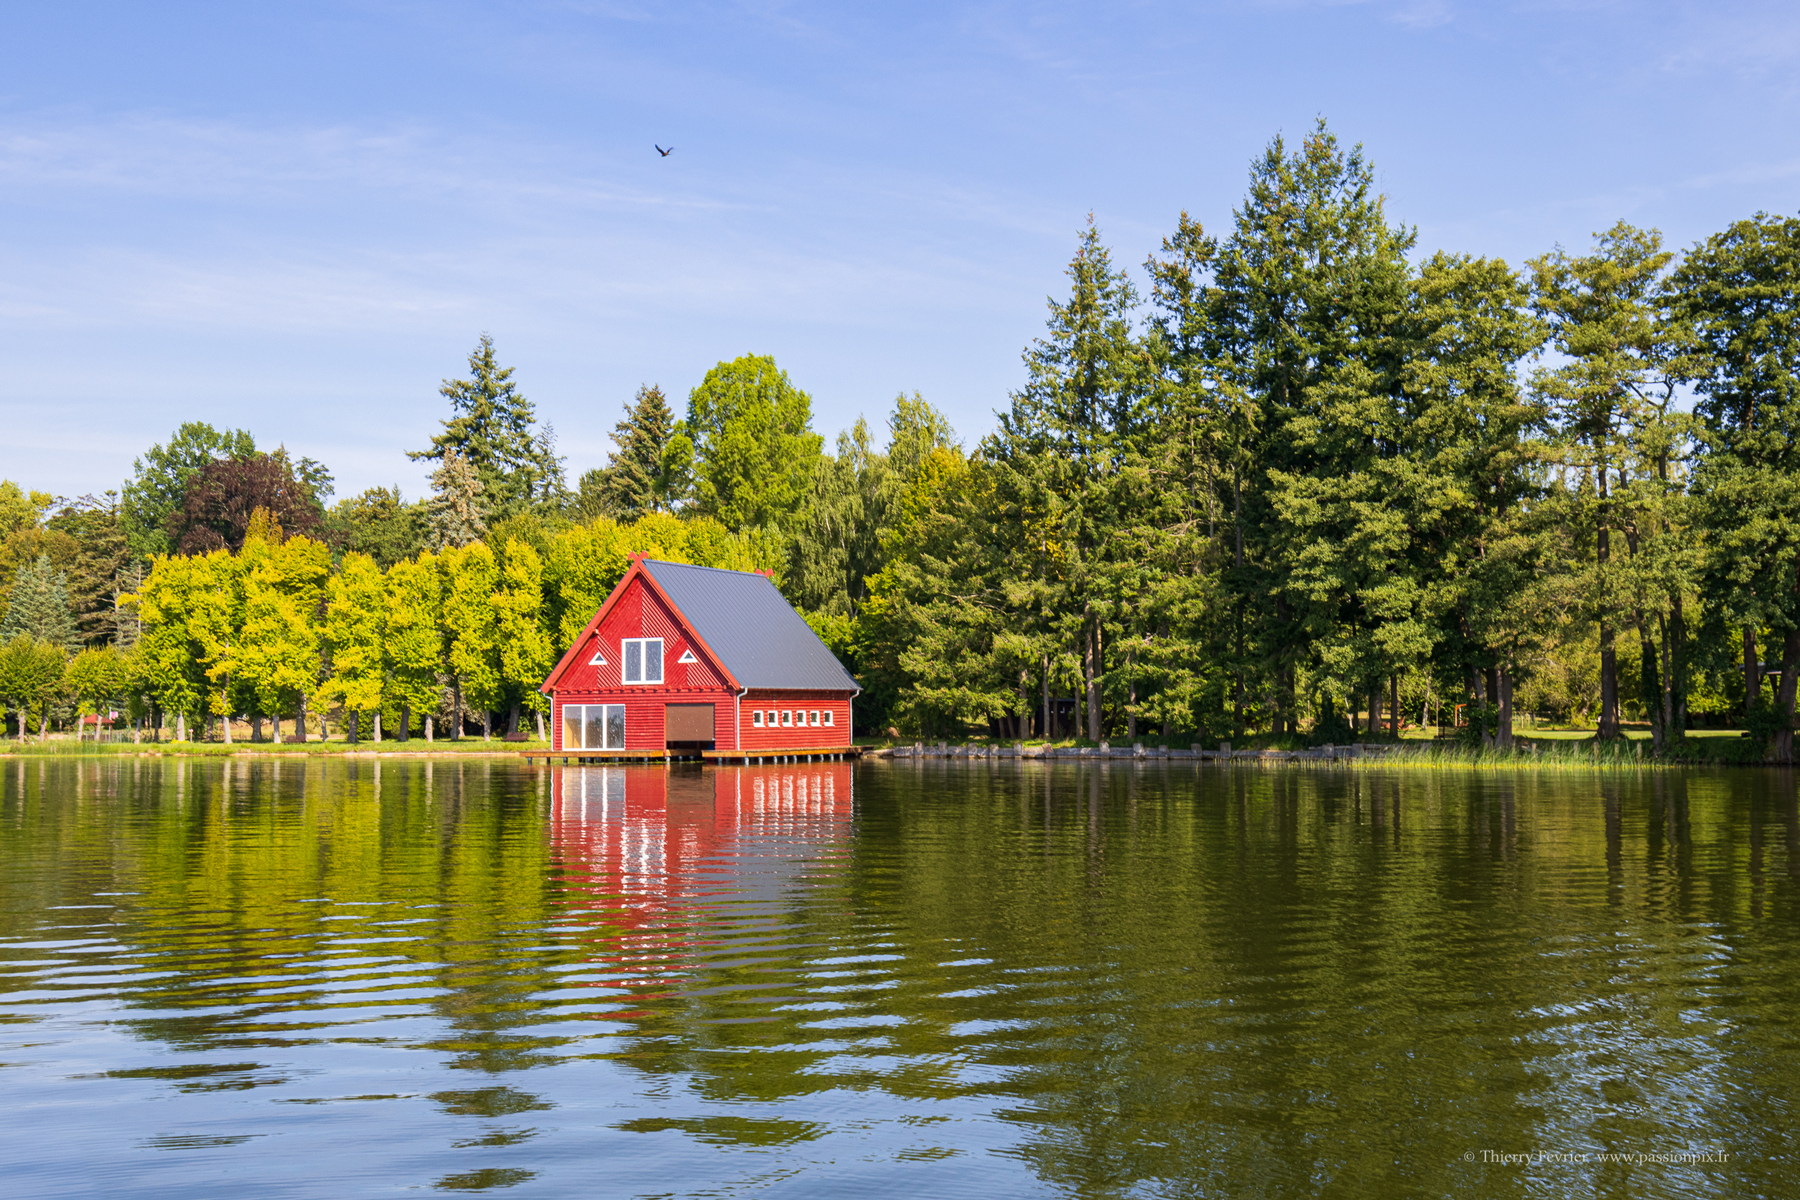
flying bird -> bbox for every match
[655,144,673,157]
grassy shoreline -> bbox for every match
[0,738,545,758]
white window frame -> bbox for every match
[621,638,663,685]
[562,703,626,750]
[781,710,793,727]
[809,710,819,726]
[752,709,764,727]
[822,710,834,727]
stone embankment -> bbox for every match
[870,741,1401,763]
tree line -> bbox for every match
[2,119,1797,756]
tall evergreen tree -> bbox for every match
[426,450,489,550]
[1207,120,1417,739]
[0,554,78,651]
[590,385,684,520]
[1672,212,1800,760]
[408,334,564,518]
[1529,222,1679,742]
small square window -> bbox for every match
[752,710,764,727]
[809,710,819,726]
[765,710,776,726]
[781,710,792,727]
[822,710,834,726]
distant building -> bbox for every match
[539,556,859,755]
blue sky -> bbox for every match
[3,1,1796,503]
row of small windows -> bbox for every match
[752,709,833,728]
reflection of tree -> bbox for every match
[2,758,1797,1196]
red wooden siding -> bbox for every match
[737,690,854,751]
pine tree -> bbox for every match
[0,554,78,650]
[1673,213,1800,760]
[426,450,488,550]
[595,385,682,519]
[408,335,562,518]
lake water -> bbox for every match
[1,757,1794,1198]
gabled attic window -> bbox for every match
[677,648,697,664]
[588,648,607,666]
[622,638,663,684]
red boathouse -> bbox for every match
[539,556,860,757]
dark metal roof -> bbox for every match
[642,559,859,693]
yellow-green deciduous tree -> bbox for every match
[132,554,210,739]
[384,549,444,740]
[324,552,386,741]
[494,537,554,737]
[65,645,129,742]
[441,541,501,739]
[241,533,330,741]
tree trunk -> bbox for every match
[400,702,411,743]
[1670,597,1687,739]
[251,714,263,743]
[1597,465,1619,740]
[296,693,308,742]
[1042,654,1051,741]
[221,690,232,744]
[1744,627,1760,720]
[1774,624,1800,764]
[535,710,544,741]
[508,702,520,736]
[1368,682,1381,736]
[1233,467,1245,741]
[1497,665,1514,751]
[1658,613,1675,754]
[481,709,492,741]
[452,679,463,741]
[272,711,282,744]
[1126,655,1137,741]
[39,708,48,742]
[373,711,382,743]
[1390,674,1400,740]
[176,712,186,742]
[348,711,359,744]
[425,714,434,742]
[1083,616,1101,742]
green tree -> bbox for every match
[1672,212,1800,760]
[188,547,249,743]
[64,645,129,741]
[585,384,686,520]
[1530,222,1680,742]
[682,354,824,530]
[494,538,554,736]
[408,334,564,518]
[1207,120,1417,739]
[426,450,488,551]
[0,554,78,650]
[441,541,502,739]
[325,487,427,568]
[130,554,209,739]
[323,552,387,741]
[0,635,65,741]
[240,533,330,741]
[383,550,445,740]
[43,494,133,647]
[121,422,256,559]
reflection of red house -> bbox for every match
[548,763,855,991]
[539,557,859,758]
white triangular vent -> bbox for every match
[588,649,607,666]
[677,648,697,664]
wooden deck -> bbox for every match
[520,746,862,766]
